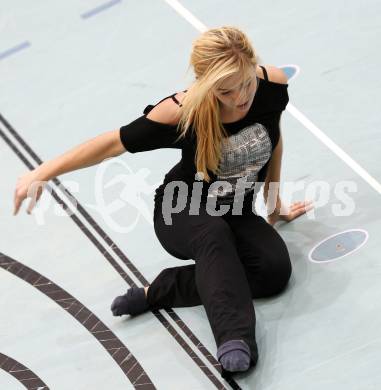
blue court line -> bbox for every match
[0,41,31,61]
[81,0,122,19]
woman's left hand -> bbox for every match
[267,200,314,226]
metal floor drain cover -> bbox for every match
[308,229,368,263]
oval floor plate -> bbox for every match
[308,229,369,263]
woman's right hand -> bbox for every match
[13,169,47,215]
[12,129,125,216]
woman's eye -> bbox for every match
[221,80,252,96]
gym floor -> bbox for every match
[1,1,380,389]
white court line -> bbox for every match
[164,0,381,196]
[287,103,381,195]
[164,0,207,31]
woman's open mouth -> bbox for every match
[237,100,249,108]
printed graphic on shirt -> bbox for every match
[208,123,272,204]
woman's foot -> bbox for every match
[217,339,251,372]
[111,286,150,316]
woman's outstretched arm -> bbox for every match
[13,128,126,215]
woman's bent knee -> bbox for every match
[270,255,292,295]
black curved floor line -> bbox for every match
[0,352,49,390]
[0,115,241,389]
[0,253,156,389]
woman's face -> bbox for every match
[214,66,258,114]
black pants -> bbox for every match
[148,199,292,366]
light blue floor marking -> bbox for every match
[0,41,31,61]
[278,64,300,81]
[81,0,122,19]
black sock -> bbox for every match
[217,339,251,372]
[111,287,149,316]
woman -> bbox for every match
[14,26,312,374]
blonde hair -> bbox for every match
[176,26,258,182]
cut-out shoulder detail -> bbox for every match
[145,96,182,126]
[257,65,288,84]
[171,94,183,107]
[257,65,268,81]
[172,91,186,107]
